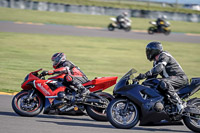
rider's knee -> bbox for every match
[64,75,73,82]
[159,80,169,91]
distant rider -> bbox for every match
[135,41,188,113]
[116,12,131,28]
[40,52,90,96]
[156,15,167,32]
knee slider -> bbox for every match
[65,75,73,82]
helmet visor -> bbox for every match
[52,57,60,67]
[146,48,152,61]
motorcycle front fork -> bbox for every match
[120,100,130,116]
[27,89,35,100]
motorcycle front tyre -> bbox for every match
[148,27,155,34]
[12,90,44,117]
[124,26,131,32]
[106,99,139,129]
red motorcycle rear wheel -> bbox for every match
[86,92,113,121]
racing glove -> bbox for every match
[136,73,146,80]
[40,71,49,76]
[136,71,152,80]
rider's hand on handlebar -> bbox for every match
[136,71,152,80]
[132,78,138,83]
[135,73,146,80]
[40,71,49,77]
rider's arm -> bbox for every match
[146,53,169,77]
[47,67,69,75]
[125,17,131,22]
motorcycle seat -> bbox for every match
[177,79,200,99]
[190,78,200,85]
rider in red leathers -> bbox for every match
[40,52,90,96]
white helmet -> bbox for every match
[162,15,167,19]
[123,12,128,16]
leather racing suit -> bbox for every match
[146,51,188,104]
[156,18,166,32]
[47,60,89,94]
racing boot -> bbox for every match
[171,93,186,114]
[76,83,90,96]
[176,103,184,114]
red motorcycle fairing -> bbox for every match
[34,79,65,96]
[83,77,118,92]
[48,74,118,92]
[21,72,40,90]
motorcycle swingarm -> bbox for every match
[74,97,107,108]
[184,106,200,115]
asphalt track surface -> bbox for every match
[0,94,192,133]
[0,21,200,44]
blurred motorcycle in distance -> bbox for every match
[148,21,171,35]
[108,17,132,32]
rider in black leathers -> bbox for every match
[41,52,90,96]
[156,15,167,32]
[136,41,188,113]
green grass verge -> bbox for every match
[0,7,200,34]
[0,32,200,98]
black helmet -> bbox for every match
[51,52,66,69]
[146,41,163,61]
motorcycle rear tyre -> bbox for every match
[164,30,171,35]
[86,92,113,121]
[183,98,200,132]
[124,26,131,32]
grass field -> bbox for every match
[0,7,200,34]
[0,32,200,97]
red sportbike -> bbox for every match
[12,68,117,121]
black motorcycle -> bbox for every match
[148,21,171,35]
[107,68,200,132]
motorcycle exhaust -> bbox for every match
[154,102,164,112]
[59,105,78,112]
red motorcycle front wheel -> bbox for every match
[12,90,44,117]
